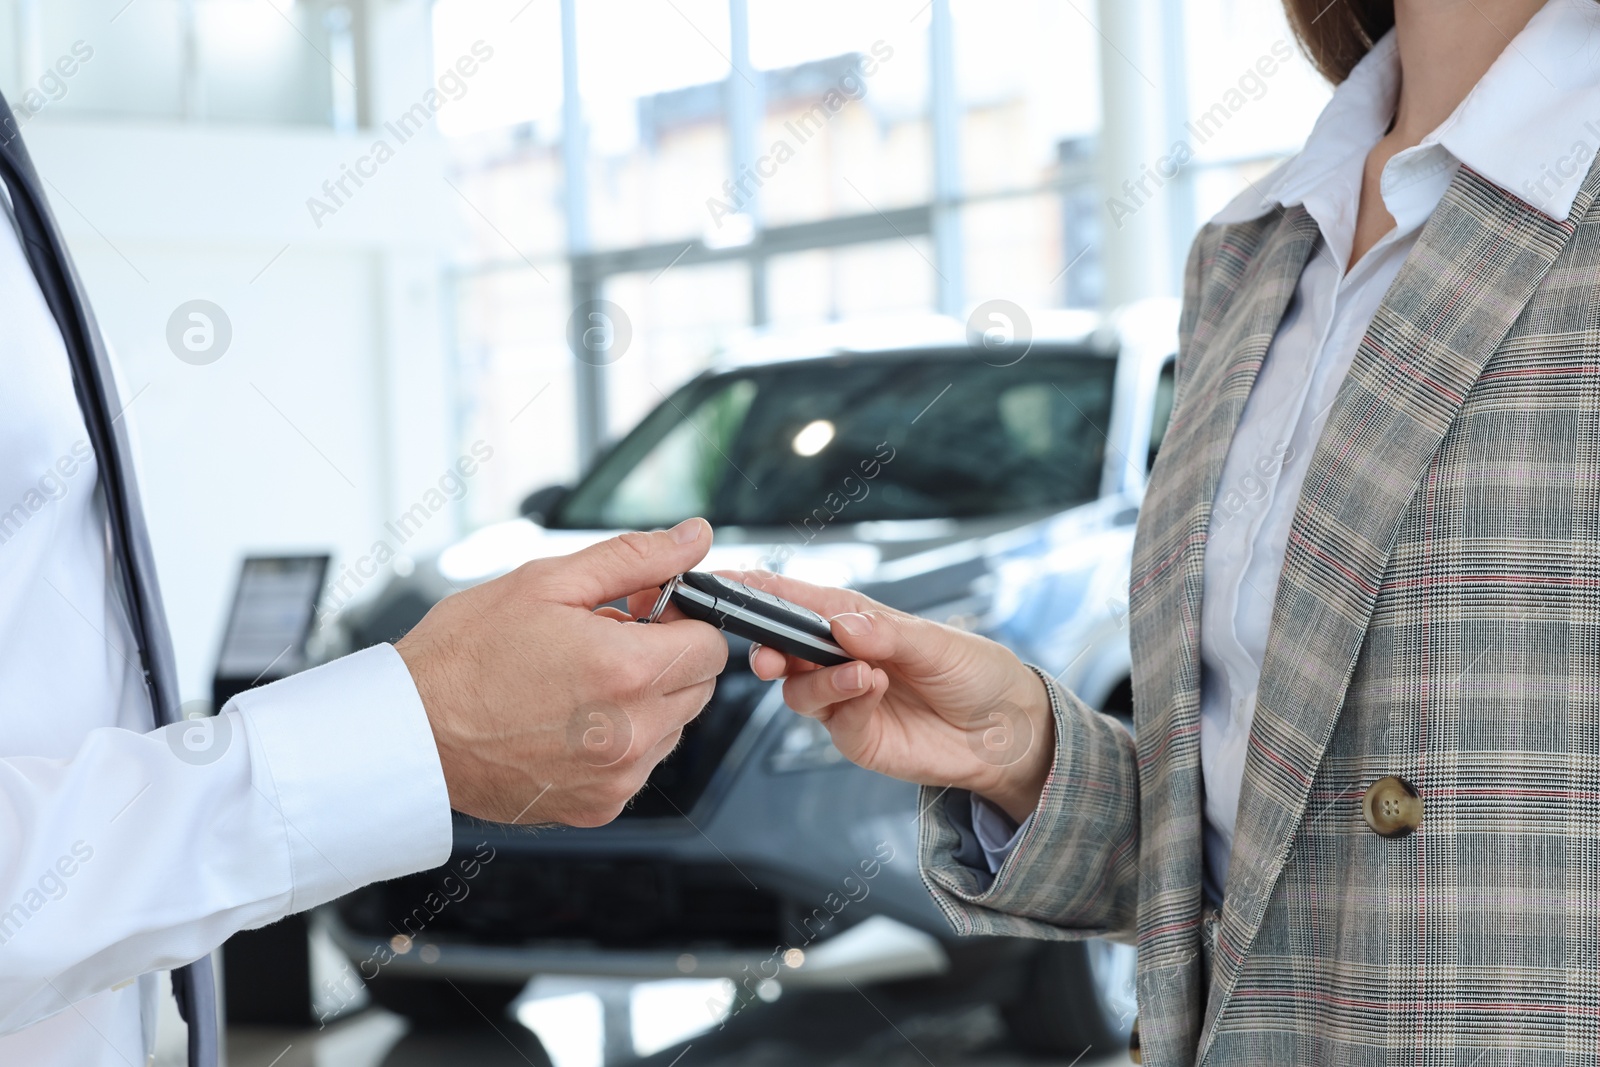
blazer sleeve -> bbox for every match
[915,224,1225,945]
[917,667,1140,944]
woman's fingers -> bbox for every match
[783,664,888,726]
[809,667,890,749]
[753,608,961,733]
[718,569,878,621]
[827,609,962,682]
[750,608,948,678]
[781,660,880,716]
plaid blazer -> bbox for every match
[920,156,1600,1064]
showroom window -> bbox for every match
[431,0,1330,526]
[0,0,360,126]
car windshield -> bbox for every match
[552,348,1119,529]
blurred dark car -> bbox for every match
[321,303,1178,1056]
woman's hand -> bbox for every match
[701,571,1056,822]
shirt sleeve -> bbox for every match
[969,795,1033,873]
[0,643,453,1036]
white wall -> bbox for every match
[21,0,461,700]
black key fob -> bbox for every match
[642,571,851,668]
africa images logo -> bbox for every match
[965,299,1033,367]
[166,300,232,366]
[167,700,233,766]
[566,300,633,367]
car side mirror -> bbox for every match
[518,484,569,524]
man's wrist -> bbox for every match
[394,628,470,813]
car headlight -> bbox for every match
[767,714,847,773]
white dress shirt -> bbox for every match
[977,0,1600,902]
[0,202,454,1062]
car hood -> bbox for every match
[335,493,1136,660]
[434,517,889,590]
[431,501,1122,593]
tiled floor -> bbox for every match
[149,964,1134,1067]
[217,997,1136,1067]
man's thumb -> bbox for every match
[548,518,712,607]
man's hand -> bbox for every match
[395,518,727,827]
[678,571,1056,823]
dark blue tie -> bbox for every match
[0,96,219,1067]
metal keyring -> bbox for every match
[641,574,682,624]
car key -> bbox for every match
[641,571,851,668]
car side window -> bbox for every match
[557,350,1120,528]
[597,379,759,528]
[996,383,1057,457]
[1147,359,1176,472]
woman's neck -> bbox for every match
[1347,0,1547,268]
[1389,0,1547,144]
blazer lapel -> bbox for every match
[1200,162,1598,1054]
[1127,206,1319,1064]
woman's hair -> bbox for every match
[1284,0,1395,82]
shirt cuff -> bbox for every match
[229,643,453,913]
[970,794,1033,874]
